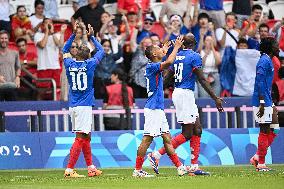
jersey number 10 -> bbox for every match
[174,63,183,83]
[70,72,88,91]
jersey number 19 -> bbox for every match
[70,72,87,91]
[174,63,183,83]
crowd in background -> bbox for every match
[0,0,284,106]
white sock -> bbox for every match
[88,165,95,169]
[65,168,73,173]
[258,163,266,167]
[191,164,199,169]
[153,151,162,159]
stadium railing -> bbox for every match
[0,99,283,132]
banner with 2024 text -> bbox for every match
[0,129,283,169]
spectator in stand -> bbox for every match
[117,0,150,15]
[129,29,152,98]
[197,0,225,28]
[0,0,11,33]
[247,23,270,50]
[30,0,45,32]
[71,0,88,12]
[103,68,134,130]
[163,14,191,55]
[72,0,105,34]
[137,15,156,44]
[232,0,253,28]
[44,0,60,20]
[0,30,21,101]
[240,4,263,38]
[34,18,66,90]
[191,12,216,51]
[94,39,121,98]
[120,6,142,73]
[216,12,239,57]
[16,38,37,77]
[100,14,130,66]
[159,0,191,28]
[100,12,113,34]
[197,35,221,97]
[16,38,37,97]
[232,38,260,97]
[271,17,284,57]
[11,5,33,42]
[150,33,161,46]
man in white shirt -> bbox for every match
[34,18,66,89]
[216,12,239,57]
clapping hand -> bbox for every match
[87,24,94,37]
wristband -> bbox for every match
[260,100,265,104]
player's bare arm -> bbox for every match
[161,35,184,70]
[194,68,224,112]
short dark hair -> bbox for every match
[237,38,248,45]
[17,5,26,12]
[150,33,160,39]
[226,12,237,20]
[34,0,44,8]
[198,12,209,21]
[252,4,263,12]
[145,45,156,61]
[16,37,27,44]
[260,37,277,55]
[259,23,269,31]
[183,33,196,49]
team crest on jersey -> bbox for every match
[176,56,185,60]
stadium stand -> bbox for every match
[58,4,74,21]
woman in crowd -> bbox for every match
[198,35,221,97]
[103,68,134,130]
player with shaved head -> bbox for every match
[149,33,224,176]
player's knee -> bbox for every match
[260,124,270,134]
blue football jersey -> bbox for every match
[252,54,274,107]
[64,57,99,107]
[144,62,164,110]
[170,49,202,90]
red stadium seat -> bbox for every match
[8,42,18,51]
[151,22,165,40]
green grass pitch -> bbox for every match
[0,165,284,189]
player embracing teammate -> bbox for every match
[250,37,280,172]
[62,22,105,178]
[148,33,224,176]
[133,36,189,177]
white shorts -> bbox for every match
[172,88,199,124]
[69,106,92,134]
[253,106,273,124]
[143,108,170,137]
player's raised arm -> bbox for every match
[161,35,184,70]
[194,67,224,112]
[88,24,105,62]
[62,21,79,55]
